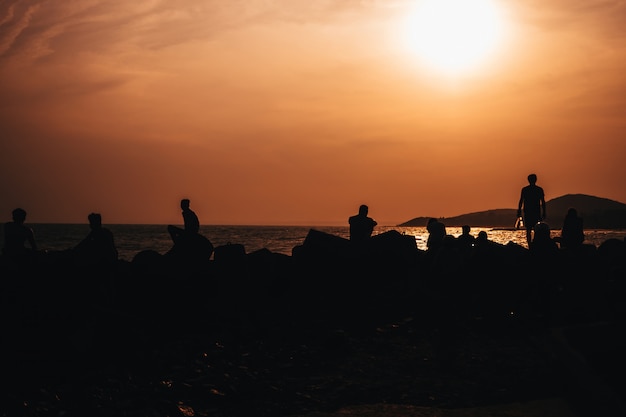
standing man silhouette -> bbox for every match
[349,204,377,244]
[517,173,546,247]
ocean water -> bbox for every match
[6,224,626,262]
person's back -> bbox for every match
[168,198,200,245]
[530,222,558,255]
[3,208,37,258]
[456,224,475,249]
[181,199,200,234]
[349,204,377,244]
[166,198,213,262]
[518,174,546,247]
[560,207,584,250]
[426,218,446,252]
[74,213,118,267]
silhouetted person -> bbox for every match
[3,207,37,260]
[456,224,476,250]
[166,198,213,265]
[426,218,446,252]
[349,204,377,244]
[517,173,546,247]
[474,230,501,252]
[559,207,584,250]
[73,212,118,268]
[476,230,489,245]
[530,222,558,254]
[168,198,200,245]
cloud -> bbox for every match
[518,0,626,38]
[0,2,41,58]
[0,1,240,65]
[0,0,380,63]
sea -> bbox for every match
[9,224,626,262]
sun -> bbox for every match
[399,0,508,77]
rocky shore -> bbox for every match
[1,229,625,417]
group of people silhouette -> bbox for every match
[1,198,207,268]
[1,208,120,270]
[347,173,585,254]
[516,173,585,251]
[3,174,588,267]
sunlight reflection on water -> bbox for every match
[19,224,626,261]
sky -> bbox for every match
[1,0,625,226]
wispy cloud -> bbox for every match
[0,2,41,57]
[519,0,626,38]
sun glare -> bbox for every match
[400,0,508,77]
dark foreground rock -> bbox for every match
[1,230,625,417]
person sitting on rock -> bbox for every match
[168,198,200,245]
[426,218,446,253]
[530,221,559,256]
[73,212,118,269]
[559,207,584,250]
[349,204,377,245]
[456,224,476,250]
[166,198,213,263]
[3,207,38,261]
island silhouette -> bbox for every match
[398,193,626,229]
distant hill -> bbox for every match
[397,194,626,229]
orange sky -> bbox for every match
[1,1,625,226]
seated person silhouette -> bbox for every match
[73,212,118,268]
[426,218,446,252]
[559,207,584,250]
[166,198,213,261]
[3,207,38,261]
[348,204,377,246]
[168,198,200,245]
[476,230,489,245]
[530,221,559,255]
[456,224,476,249]
[473,230,502,253]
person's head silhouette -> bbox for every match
[12,208,27,223]
[88,213,102,229]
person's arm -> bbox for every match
[26,228,37,251]
[74,231,93,252]
[105,229,119,259]
[540,195,546,220]
[517,191,524,217]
